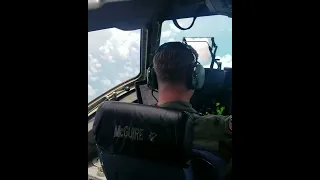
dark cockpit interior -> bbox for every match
[191,67,232,115]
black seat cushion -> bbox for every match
[93,101,194,165]
[99,153,187,180]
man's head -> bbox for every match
[153,42,199,103]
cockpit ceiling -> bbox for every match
[88,0,232,32]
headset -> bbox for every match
[147,42,205,91]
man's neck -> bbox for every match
[158,89,190,105]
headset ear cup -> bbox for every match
[147,67,158,90]
[191,64,205,90]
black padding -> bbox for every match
[99,153,186,180]
[93,101,194,165]
[147,66,158,90]
[190,63,205,90]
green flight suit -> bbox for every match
[159,101,232,161]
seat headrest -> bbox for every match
[93,101,194,165]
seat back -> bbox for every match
[191,149,227,180]
[93,101,195,180]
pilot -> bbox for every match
[149,41,232,162]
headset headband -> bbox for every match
[154,42,198,64]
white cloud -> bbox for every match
[135,59,139,65]
[100,54,115,63]
[88,54,101,72]
[203,54,232,69]
[161,30,172,37]
[115,80,122,85]
[218,54,232,68]
[169,23,181,33]
[99,39,117,63]
[118,72,132,78]
[124,66,133,72]
[98,28,140,60]
[131,46,139,53]
[90,76,99,81]
[99,40,113,54]
[101,78,112,87]
[88,54,102,79]
[88,28,141,102]
[118,66,139,80]
[88,54,101,73]
[88,84,96,96]
[134,69,139,75]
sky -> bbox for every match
[88,15,232,102]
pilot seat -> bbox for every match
[93,101,227,180]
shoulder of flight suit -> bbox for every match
[192,114,232,153]
[158,101,232,156]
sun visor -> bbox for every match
[88,0,232,31]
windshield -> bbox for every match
[160,15,232,69]
[88,29,141,103]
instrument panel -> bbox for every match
[191,68,232,115]
[88,158,106,180]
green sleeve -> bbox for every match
[192,115,232,152]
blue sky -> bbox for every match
[88,15,232,102]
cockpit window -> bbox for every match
[160,15,232,69]
[88,28,141,103]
